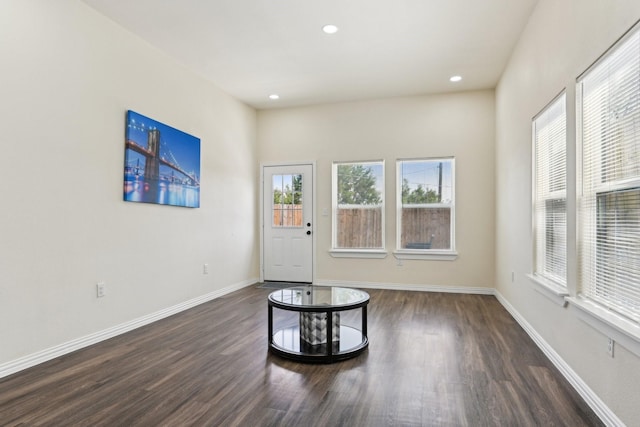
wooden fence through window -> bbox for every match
[400,207,451,249]
[275,205,450,250]
[336,207,383,248]
[273,205,303,227]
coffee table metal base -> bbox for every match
[267,286,369,363]
[270,325,368,363]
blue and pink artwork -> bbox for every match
[123,110,200,208]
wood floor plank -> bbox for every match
[0,287,603,426]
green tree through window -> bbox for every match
[273,175,302,205]
[337,164,381,205]
[401,178,439,204]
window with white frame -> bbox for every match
[396,158,455,252]
[332,161,384,250]
[578,23,640,322]
[532,93,567,286]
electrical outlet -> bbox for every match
[607,338,615,357]
[203,263,209,275]
[97,281,106,298]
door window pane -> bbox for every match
[272,174,303,227]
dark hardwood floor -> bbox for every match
[0,287,603,426]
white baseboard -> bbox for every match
[0,278,257,380]
[314,279,494,295]
[494,291,623,427]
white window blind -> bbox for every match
[533,94,567,286]
[578,23,640,322]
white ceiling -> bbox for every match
[81,0,539,110]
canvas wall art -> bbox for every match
[123,110,200,208]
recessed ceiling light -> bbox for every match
[450,75,462,82]
[269,94,280,100]
[322,24,339,34]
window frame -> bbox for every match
[572,20,640,352]
[394,157,457,261]
[330,160,386,258]
[531,92,568,291]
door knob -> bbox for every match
[307,223,311,227]
[306,230,311,235]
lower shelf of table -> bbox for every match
[270,325,368,363]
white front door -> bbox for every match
[262,164,313,283]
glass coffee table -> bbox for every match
[268,285,369,363]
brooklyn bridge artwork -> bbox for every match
[124,110,201,208]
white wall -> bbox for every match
[258,92,495,289]
[496,0,640,424]
[0,0,258,366]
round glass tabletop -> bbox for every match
[268,285,369,309]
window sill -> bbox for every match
[527,273,569,307]
[393,250,458,261]
[567,296,640,358]
[329,249,388,259]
